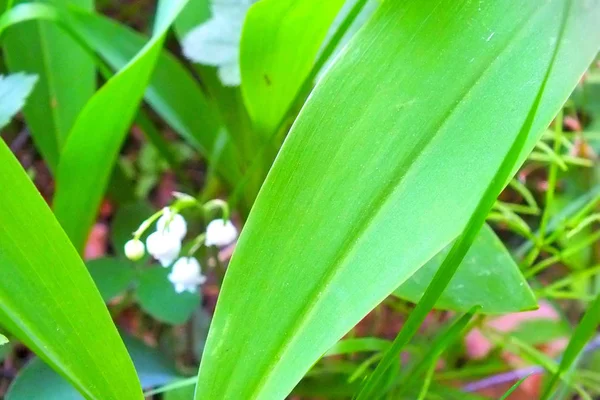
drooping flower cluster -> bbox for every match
[147,208,187,267]
[123,196,240,294]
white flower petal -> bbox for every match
[157,210,187,240]
[168,257,206,294]
[205,219,238,247]
[146,231,181,266]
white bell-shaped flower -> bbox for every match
[146,231,181,267]
[168,257,207,293]
[205,219,238,247]
[124,239,145,261]
[156,208,187,240]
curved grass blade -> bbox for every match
[541,293,600,399]
[499,375,533,400]
[0,141,142,399]
[356,2,574,397]
[0,0,94,172]
[240,0,346,135]
[195,1,600,399]
[52,0,190,251]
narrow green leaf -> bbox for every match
[394,225,536,313]
[0,140,141,398]
[0,0,94,171]
[541,293,600,399]
[324,338,390,357]
[0,73,37,128]
[86,257,135,302]
[196,1,600,399]
[53,0,190,252]
[137,267,200,325]
[394,308,479,398]
[64,8,242,185]
[499,375,532,400]
[240,0,345,135]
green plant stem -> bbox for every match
[525,110,564,267]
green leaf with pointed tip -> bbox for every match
[0,138,142,399]
[0,0,94,172]
[0,73,38,128]
[52,0,190,252]
[394,225,536,314]
[240,0,346,134]
[195,1,600,399]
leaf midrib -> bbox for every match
[243,3,546,398]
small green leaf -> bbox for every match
[0,334,8,346]
[0,73,37,128]
[394,225,537,314]
[86,257,135,302]
[137,267,200,325]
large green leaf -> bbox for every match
[0,0,94,171]
[394,224,535,313]
[53,0,190,252]
[0,141,141,398]
[240,0,346,134]
[195,1,600,399]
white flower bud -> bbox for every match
[146,231,181,267]
[124,239,145,261]
[168,257,207,293]
[205,219,238,247]
[156,208,187,240]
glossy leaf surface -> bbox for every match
[240,0,345,134]
[394,225,536,313]
[196,1,600,399]
[0,140,142,399]
[53,0,189,252]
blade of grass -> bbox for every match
[541,293,600,399]
[355,2,570,397]
[499,375,533,400]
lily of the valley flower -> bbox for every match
[205,219,238,247]
[146,231,182,267]
[157,208,187,240]
[124,239,145,261]
[168,257,207,293]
